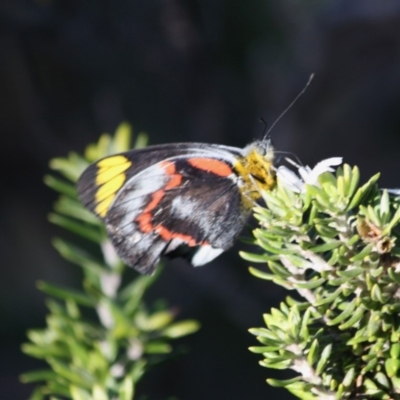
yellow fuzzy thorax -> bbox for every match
[234,147,276,207]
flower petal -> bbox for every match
[276,166,304,193]
[302,157,343,185]
[276,157,343,193]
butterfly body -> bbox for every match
[77,140,275,274]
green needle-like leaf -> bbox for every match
[246,164,400,399]
[23,127,199,400]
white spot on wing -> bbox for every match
[171,196,199,219]
[165,238,185,252]
[130,232,142,244]
[191,245,224,266]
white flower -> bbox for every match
[387,189,400,196]
[276,157,343,193]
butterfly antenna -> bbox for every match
[259,117,269,138]
[263,73,315,141]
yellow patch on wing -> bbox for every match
[95,196,116,218]
[96,174,126,202]
[97,155,129,168]
[94,155,132,217]
[96,163,131,185]
[234,149,275,208]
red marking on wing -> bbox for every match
[145,190,164,211]
[136,213,153,233]
[160,160,176,175]
[165,174,182,189]
[156,225,197,246]
[136,190,164,233]
[136,160,202,247]
[159,160,182,189]
[187,158,232,177]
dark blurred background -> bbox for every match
[2,0,400,399]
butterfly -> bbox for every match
[77,138,276,275]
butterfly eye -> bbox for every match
[257,145,267,156]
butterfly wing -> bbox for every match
[103,154,249,274]
[77,143,250,275]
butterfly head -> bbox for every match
[233,138,276,205]
[252,135,274,160]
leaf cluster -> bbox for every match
[21,124,200,400]
[243,164,400,399]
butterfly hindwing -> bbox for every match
[104,155,248,274]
